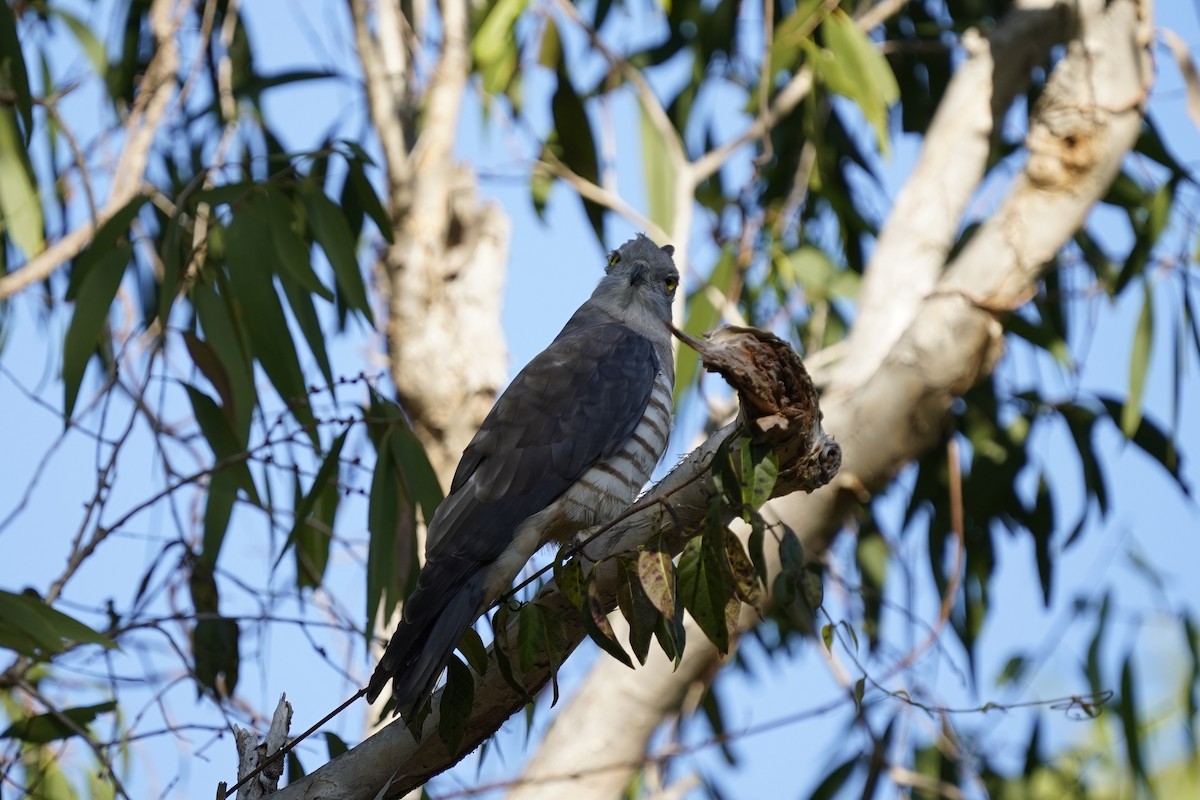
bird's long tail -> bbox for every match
[365,561,487,716]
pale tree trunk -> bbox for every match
[350,0,510,733]
[351,0,510,482]
[509,0,1152,796]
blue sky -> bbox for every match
[2,1,1199,798]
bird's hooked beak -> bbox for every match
[628,262,647,286]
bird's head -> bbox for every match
[593,234,679,329]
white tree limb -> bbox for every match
[0,0,181,300]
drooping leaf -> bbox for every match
[583,572,633,668]
[1121,281,1154,437]
[472,0,528,96]
[437,654,475,755]
[51,9,108,77]
[724,532,761,606]
[224,211,316,440]
[550,66,604,244]
[0,590,116,660]
[61,246,128,420]
[293,466,339,589]
[1,701,117,744]
[278,429,348,579]
[637,548,676,619]
[193,616,240,697]
[387,422,444,526]
[677,505,738,654]
[639,99,675,232]
[344,157,392,243]
[0,108,41,256]
[457,626,490,677]
[192,280,256,440]
[0,5,32,140]
[1119,655,1148,792]
[812,11,898,152]
[517,602,548,673]
[182,383,259,502]
[306,189,374,324]
[264,191,332,300]
[616,558,659,665]
[366,431,415,640]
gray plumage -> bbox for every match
[366,234,679,714]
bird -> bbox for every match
[365,234,679,716]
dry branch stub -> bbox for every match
[670,323,841,496]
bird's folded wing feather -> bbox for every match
[424,319,659,563]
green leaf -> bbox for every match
[192,281,256,440]
[306,189,374,324]
[538,16,561,69]
[293,468,338,589]
[0,108,41,256]
[1121,281,1154,437]
[366,432,414,641]
[0,6,32,140]
[1,701,117,744]
[388,423,445,526]
[202,473,238,566]
[491,602,533,703]
[224,212,315,440]
[636,548,676,619]
[584,572,633,668]
[551,67,604,243]
[279,272,334,387]
[183,332,235,422]
[182,383,258,502]
[323,731,348,759]
[264,191,332,300]
[1098,396,1187,493]
[639,99,675,232]
[616,559,658,665]
[775,246,859,303]
[457,626,489,677]
[193,616,240,697]
[437,654,475,755]
[1119,655,1148,792]
[517,603,548,673]
[51,9,108,77]
[812,11,898,152]
[66,196,148,301]
[278,429,347,576]
[472,0,528,95]
[0,590,116,660]
[555,556,585,608]
[345,158,392,243]
[739,439,778,509]
[677,507,738,654]
[62,244,130,419]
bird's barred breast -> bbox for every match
[559,369,674,527]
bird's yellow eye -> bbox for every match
[608,251,620,267]
[665,277,678,292]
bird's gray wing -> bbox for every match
[366,320,660,709]
[427,318,659,559]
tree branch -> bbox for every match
[833,0,1072,389]
[0,0,180,300]
[273,327,841,799]
[509,0,1152,795]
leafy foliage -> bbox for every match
[0,0,1197,797]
